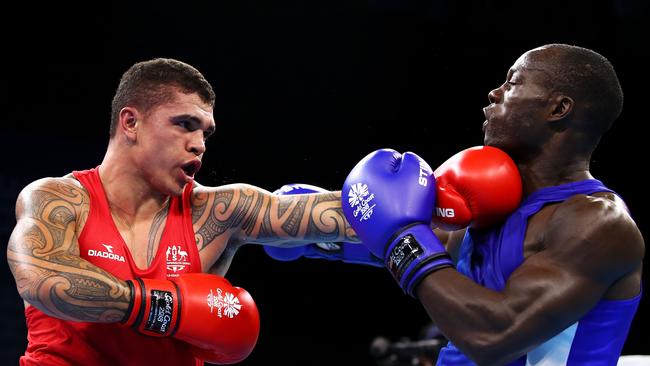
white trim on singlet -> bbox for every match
[617,355,650,365]
[525,322,579,366]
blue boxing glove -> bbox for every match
[263,183,383,267]
[341,149,453,296]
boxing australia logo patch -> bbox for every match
[347,183,376,222]
[207,288,243,319]
[166,245,191,277]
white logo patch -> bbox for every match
[207,288,242,318]
[166,245,191,276]
[417,157,430,187]
[348,182,376,222]
[88,243,125,262]
[435,207,455,218]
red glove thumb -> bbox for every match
[433,146,522,231]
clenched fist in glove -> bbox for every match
[122,273,260,364]
[341,149,453,296]
[432,146,522,231]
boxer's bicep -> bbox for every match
[7,178,130,322]
[525,194,643,297]
[493,196,643,357]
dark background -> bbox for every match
[1,0,648,365]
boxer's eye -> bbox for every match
[203,128,214,141]
[176,121,192,130]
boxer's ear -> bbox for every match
[548,94,573,123]
[118,108,140,143]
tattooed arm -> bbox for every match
[191,183,357,274]
[6,177,131,322]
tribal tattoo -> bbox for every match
[7,179,130,322]
[192,185,357,250]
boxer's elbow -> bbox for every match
[7,257,41,308]
[451,313,523,365]
[7,239,33,302]
[7,239,60,316]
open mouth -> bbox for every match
[181,160,202,177]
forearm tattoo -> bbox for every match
[7,181,130,322]
[193,186,357,249]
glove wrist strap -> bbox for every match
[124,277,182,337]
[385,224,453,297]
[121,279,142,326]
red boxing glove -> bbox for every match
[432,146,522,231]
[122,273,260,364]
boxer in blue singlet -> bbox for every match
[425,44,644,366]
[341,44,644,366]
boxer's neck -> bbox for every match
[98,148,170,219]
[513,132,596,196]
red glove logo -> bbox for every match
[207,288,243,319]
